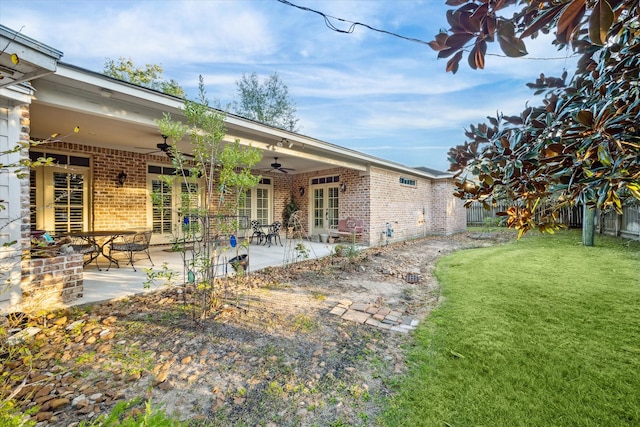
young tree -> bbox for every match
[232,72,300,132]
[431,0,640,245]
[103,57,185,98]
[155,75,262,321]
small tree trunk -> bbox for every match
[582,206,595,246]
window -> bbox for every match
[400,177,417,187]
[311,175,340,185]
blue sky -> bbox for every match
[1,0,575,172]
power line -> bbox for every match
[275,0,432,46]
[275,0,578,62]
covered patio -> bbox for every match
[72,237,337,308]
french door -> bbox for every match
[311,184,339,236]
[147,166,202,244]
[238,184,272,227]
[30,163,91,234]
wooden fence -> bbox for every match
[466,201,640,239]
[466,202,583,228]
[596,203,640,239]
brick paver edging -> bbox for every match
[329,299,419,333]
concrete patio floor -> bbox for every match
[74,237,336,308]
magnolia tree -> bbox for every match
[155,76,262,321]
[431,0,640,244]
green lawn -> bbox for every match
[383,230,640,426]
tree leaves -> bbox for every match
[575,110,593,126]
[556,0,586,45]
[589,0,614,45]
[232,72,300,132]
[446,51,464,74]
[102,57,185,98]
[469,40,487,70]
[431,0,617,72]
[498,22,528,57]
[435,0,640,237]
[520,4,566,39]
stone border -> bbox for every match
[329,299,419,333]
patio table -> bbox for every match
[64,230,136,270]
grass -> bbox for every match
[383,230,640,426]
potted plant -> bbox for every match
[283,195,299,237]
[30,231,71,258]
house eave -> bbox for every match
[32,62,452,179]
[0,25,63,89]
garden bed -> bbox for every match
[2,231,514,425]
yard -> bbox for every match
[2,229,638,426]
[384,230,640,426]
[2,232,493,426]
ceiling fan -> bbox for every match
[151,135,195,159]
[264,157,295,174]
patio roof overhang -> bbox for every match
[27,63,450,179]
[28,64,367,175]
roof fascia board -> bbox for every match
[0,25,63,88]
[55,63,185,110]
[0,83,34,103]
[225,133,367,172]
[225,115,451,179]
[0,25,63,60]
[33,81,177,129]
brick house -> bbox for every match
[0,25,465,307]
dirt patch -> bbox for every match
[2,231,514,426]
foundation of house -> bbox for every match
[19,253,84,311]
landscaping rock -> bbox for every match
[1,232,514,426]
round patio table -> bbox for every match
[64,230,136,270]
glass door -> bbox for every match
[148,171,203,245]
[238,185,271,226]
[311,184,339,236]
[31,166,90,234]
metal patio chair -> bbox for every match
[69,236,101,270]
[107,230,153,271]
[264,221,283,247]
[249,220,266,244]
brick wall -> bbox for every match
[272,173,292,225]
[38,143,466,247]
[432,179,467,234]
[20,253,84,310]
[270,167,372,242]
[368,168,466,246]
[46,142,172,230]
[369,167,432,245]
[92,147,166,229]
[19,104,31,254]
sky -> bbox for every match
[0,0,576,172]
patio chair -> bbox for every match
[107,230,153,271]
[69,236,101,270]
[249,220,266,244]
[265,221,283,247]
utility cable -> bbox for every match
[276,0,578,62]
[275,0,431,46]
